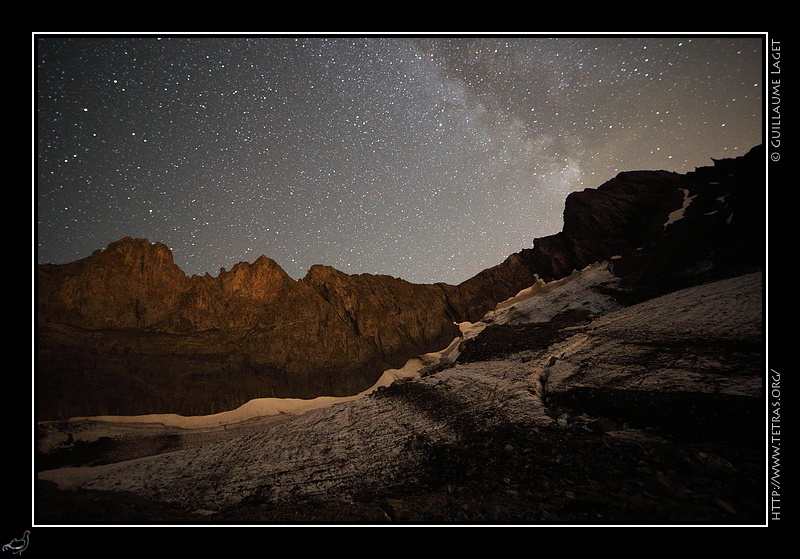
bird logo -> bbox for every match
[2,531,29,555]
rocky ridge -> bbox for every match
[36,145,764,421]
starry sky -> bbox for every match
[35,33,764,285]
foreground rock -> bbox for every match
[37,267,764,524]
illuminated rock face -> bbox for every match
[35,146,764,420]
[36,236,532,419]
[36,241,453,418]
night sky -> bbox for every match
[35,34,764,285]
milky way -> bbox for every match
[35,34,763,284]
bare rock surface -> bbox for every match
[36,267,764,525]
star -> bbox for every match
[36,33,764,285]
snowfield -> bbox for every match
[36,262,764,523]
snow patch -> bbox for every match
[486,262,622,325]
[664,188,697,228]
